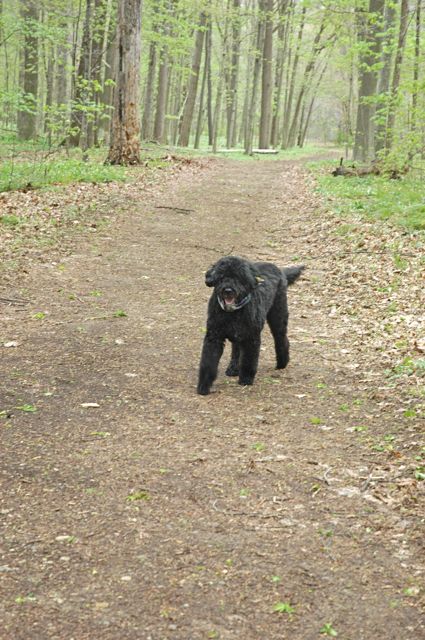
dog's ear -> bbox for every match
[245,263,259,289]
[205,264,217,287]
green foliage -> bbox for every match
[0,154,127,192]
[313,164,425,231]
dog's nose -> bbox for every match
[224,288,233,295]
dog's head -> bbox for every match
[205,256,260,312]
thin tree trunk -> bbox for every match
[107,0,142,165]
[353,0,385,162]
[153,47,169,143]
[206,22,213,145]
[17,0,39,139]
[374,2,396,154]
[142,41,157,139]
[244,14,265,154]
[258,0,273,149]
[384,0,409,155]
[194,20,210,149]
[70,0,93,147]
[270,0,291,148]
[282,5,306,148]
[410,0,421,140]
[178,11,207,147]
[226,0,241,148]
[287,17,327,148]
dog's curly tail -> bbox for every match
[283,265,305,285]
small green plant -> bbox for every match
[15,404,37,413]
[271,575,281,583]
[273,601,295,615]
[252,442,266,452]
[127,490,150,501]
[1,214,20,226]
[310,416,323,425]
[414,467,425,481]
[320,622,338,636]
[32,312,46,320]
[113,309,127,318]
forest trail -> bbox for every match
[1,158,423,640]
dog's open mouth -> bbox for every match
[223,293,236,306]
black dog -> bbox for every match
[197,256,304,395]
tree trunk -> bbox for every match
[178,11,207,147]
[153,47,169,143]
[353,0,385,162]
[206,22,213,145]
[194,19,211,149]
[287,17,327,148]
[17,0,39,139]
[410,0,421,141]
[141,41,157,140]
[282,5,306,148]
[374,2,396,153]
[107,0,142,165]
[270,0,291,148]
[384,0,409,155]
[69,0,93,147]
[226,0,241,149]
[258,0,273,149]
[244,14,265,154]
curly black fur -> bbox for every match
[197,256,305,395]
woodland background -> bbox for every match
[0,0,424,171]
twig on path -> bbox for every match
[0,297,30,305]
[155,205,194,215]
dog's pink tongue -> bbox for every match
[224,295,236,305]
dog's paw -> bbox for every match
[238,377,254,386]
[225,364,239,377]
[197,383,211,395]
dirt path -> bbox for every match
[1,159,423,640]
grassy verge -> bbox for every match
[310,160,425,231]
[0,133,336,193]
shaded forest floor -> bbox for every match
[1,155,424,640]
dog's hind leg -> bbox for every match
[267,294,290,370]
[238,338,261,386]
[226,342,240,377]
[197,336,225,395]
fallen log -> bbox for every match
[331,157,408,179]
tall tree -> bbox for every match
[353,0,385,162]
[178,10,207,147]
[17,0,39,139]
[107,0,142,165]
[258,0,274,148]
[384,0,409,156]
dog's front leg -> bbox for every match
[238,338,260,386]
[225,342,240,377]
[197,335,225,395]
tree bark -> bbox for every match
[226,0,241,149]
[282,5,305,148]
[107,0,142,165]
[270,0,291,148]
[141,41,157,140]
[258,0,273,149]
[374,1,396,153]
[17,0,39,139]
[178,11,207,147]
[384,0,409,155]
[153,46,169,143]
[244,14,265,154]
[353,0,385,162]
[69,0,93,147]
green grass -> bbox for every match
[0,158,128,192]
[311,161,425,231]
[0,131,336,192]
